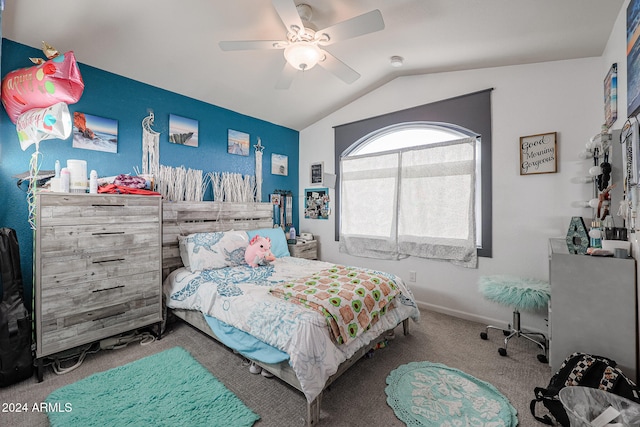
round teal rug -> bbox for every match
[385,361,518,426]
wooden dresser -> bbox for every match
[34,193,162,380]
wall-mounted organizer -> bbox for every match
[621,119,640,231]
[270,189,293,230]
[573,128,623,249]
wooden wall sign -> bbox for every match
[519,132,557,175]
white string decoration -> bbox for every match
[210,172,223,201]
[254,137,264,202]
[141,112,160,189]
[156,165,203,202]
[185,168,203,201]
[241,174,256,202]
[206,171,255,202]
[26,147,43,230]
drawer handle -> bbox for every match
[92,285,125,293]
[91,232,125,236]
[92,258,125,264]
[90,312,125,321]
[91,204,125,207]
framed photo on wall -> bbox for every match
[228,129,250,156]
[627,0,640,117]
[271,153,288,176]
[519,132,557,175]
[604,63,618,129]
[72,112,118,153]
[310,162,324,185]
[169,114,198,147]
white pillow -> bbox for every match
[178,230,249,272]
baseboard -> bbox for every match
[415,301,547,336]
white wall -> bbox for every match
[298,5,629,333]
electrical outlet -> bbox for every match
[409,271,416,282]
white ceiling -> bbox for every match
[2,0,625,131]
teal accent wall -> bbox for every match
[0,39,299,304]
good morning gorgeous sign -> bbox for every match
[519,132,557,175]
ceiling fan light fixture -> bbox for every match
[284,42,323,71]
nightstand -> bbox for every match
[288,240,318,260]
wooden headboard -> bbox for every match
[162,201,273,279]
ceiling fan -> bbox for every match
[219,0,385,89]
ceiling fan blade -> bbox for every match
[318,51,360,84]
[316,9,385,45]
[272,0,304,34]
[219,40,286,51]
[275,62,298,90]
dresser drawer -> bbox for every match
[38,193,161,227]
[40,270,160,317]
[37,269,161,357]
[38,222,160,257]
[38,302,161,357]
[39,244,160,287]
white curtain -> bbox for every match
[340,137,477,267]
[340,152,400,259]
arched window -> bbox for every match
[343,121,482,251]
[346,122,469,155]
[333,89,493,265]
[340,122,480,267]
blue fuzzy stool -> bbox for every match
[479,275,550,363]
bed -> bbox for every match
[161,201,420,426]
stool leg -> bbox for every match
[480,324,510,341]
[499,309,548,362]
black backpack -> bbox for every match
[530,352,640,426]
[0,228,33,387]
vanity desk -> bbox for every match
[548,238,638,382]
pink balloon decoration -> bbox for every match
[1,51,84,124]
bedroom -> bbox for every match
[1,0,637,426]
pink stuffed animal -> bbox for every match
[245,235,276,267]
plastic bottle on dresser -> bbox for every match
[54,160,61,178]
[589,220,602,248]
[60,168,70,193]
[89,170,98,194]
[289,226,296,241]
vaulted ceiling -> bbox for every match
[2,0,625,130]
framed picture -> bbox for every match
[310,162,324,185]
[271,153,288,176]
[519,132,557,175]
[228,129,250,156]
[627,0,640,117]
[604,63,617,129]
[305,188,330,220]
[72,112,118,153]
[169,114,198,147]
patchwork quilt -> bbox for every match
[269,265,400,345]
[163,257,420,403]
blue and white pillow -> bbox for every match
[179,230,249,272]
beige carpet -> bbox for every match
[0,308,552,426]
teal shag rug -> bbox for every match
[478,275,550,311]
[45,347,260,427]
[385,361,518,426]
